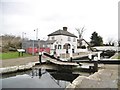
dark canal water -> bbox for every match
[1,64,91,88]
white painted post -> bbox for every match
[39,52,42,55]
[94,56,98,61]
[97,52,101,60]
[88,54,92,61]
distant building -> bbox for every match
[22,27,87,54]
[22,40,50,54]
[22,40,47,49]
[47,27,78,54]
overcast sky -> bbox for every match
[0,0,119,43]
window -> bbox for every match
[73,37,76,42]
[68,36,71,41]
[43,45,45,47]
[63,43,71,49]
[51,36,55,40]
[54,45,57,49]
[58,45,62,49]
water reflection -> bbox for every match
[2,65,91,88]
[29,68,79,87]
[30,68,44,78]
[46,69,79,83]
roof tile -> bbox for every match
[48,29,77,38]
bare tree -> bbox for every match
[75,26,86,47]
[1,34,22,52]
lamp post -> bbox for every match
[32,39,34,55]
[22,32,26,49]
[32,30,36,55]
[32,28,38,55]
[38,39,40,53]
[35,28,39,54]
[34,28,38,40]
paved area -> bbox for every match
[0,56,39,68]
[66,64,120,89]
[76,65,119,88]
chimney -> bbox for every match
[63,27,67,31]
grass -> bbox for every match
[0,52,32,60]
[117,53,120,59]
[111,52,120,59]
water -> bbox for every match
[1,64,90,88]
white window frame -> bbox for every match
[73,37,76,42]
[68,36,71,41]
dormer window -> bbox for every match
[68,36,71,41]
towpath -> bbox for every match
[0,52,91,68]
[0,56,39,68]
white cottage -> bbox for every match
[46,27,78,54]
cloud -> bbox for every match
[1,0,119,42]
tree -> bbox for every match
[90,31,103,46]
[76,26,86,47]
[1,34,22,52]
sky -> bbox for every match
[0,0,119,43]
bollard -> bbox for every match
[39,68,42,78]
[89,66,94,73]
[70,57,72,62]
[93,56,98,72]
[39,52,42,64]
[22,52,23,56]
[18,52,20,57]
[70,48,73,62]
[94,61,98,72]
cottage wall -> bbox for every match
[48,35,77,54]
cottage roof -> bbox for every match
[48,29,77,38]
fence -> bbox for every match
[26,48,50,54]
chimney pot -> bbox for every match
[63,27,67,31]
